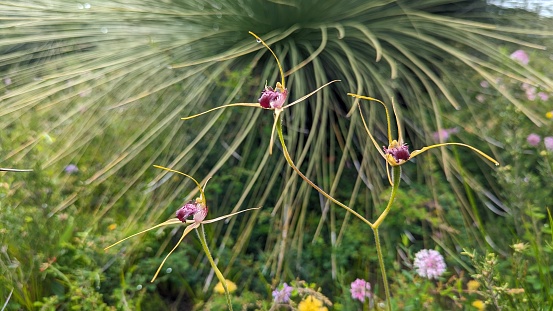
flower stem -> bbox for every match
[373,166,401,228]
[373,227,392,311]
[275,116,373,227]
[197,225,233,311]
[372,166,400,311]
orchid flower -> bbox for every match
[104,165,259,310]
[347,93,499,311]
[348,93,499,184]
[182,32,339,154]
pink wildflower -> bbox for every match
[544,137,553,151]
[350,278,371,302]
[527,133,541,147]
[510,50,529,65]
[413,249,447,280]
[432,128,459,142]
[538,92,549,101]
[480,81,489,88]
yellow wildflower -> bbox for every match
[108,223,117,231]
[467,280,480,292]
[298,295,328,311]
[546,111,552,119]
[472,300,486,310]
[214,279,237,294]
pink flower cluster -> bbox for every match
[520,83,549,102]
[350,278,371,302]
[510,49,529,65]
[527,134,553,151]
[413,249,447,280]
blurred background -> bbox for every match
[1,0,552,310]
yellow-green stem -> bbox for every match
[373,166,401,228]
[275,116,373,227]
[197,225,233,311]
[372,166,400,311]
[373,227,392,311]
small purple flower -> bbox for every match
[64,164,79,174]
[272,282,293,304]
[527,133,541,147]
[176,201,207,223]
[413,249,447,280]
[480,81,489,88]
[384,142,410,164]
[350,278,371,302]
[510,49,529,65]
[538,92,549,101]
[4,77,12,86]
[258,83,287,109]
[544,137,553,151]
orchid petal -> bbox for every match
[269,110,282,155]
[0,168,32,172]
[390,98,404,144]
[356,102,387,161]
[348,93,393,146]
[202,207,261,224]
[181,103,263,120]
[151,223,199,282]
[410,143,499,166]
[153,165,208,204]
[283,80,341,109]
[249,31,285,88]
[104,218,182,251]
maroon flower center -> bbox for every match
[176,201,207,223]
[383,143,410,163]
[258,86,287,109]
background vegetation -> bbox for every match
[1,0,552,309]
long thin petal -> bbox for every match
[410,143,499,166]
[348,93,393,145]
[284,80,340,108]
[249,31,286,88]
[150,223,199,282]
[104,219,182,251]
[391,98,404,144]
[356,103,386,160]
[153,165,206,202]
[181,103,262,120]
[201,207,261,224]
[269,110,282,155]
[0,168,32,172]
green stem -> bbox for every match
[373,166,401,228]
[373,227,392,311]
[197,225,233,311]
[373,166,400,311]
[275,116,373,228]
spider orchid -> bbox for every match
[348,93,499,184]
[182,31,339,154]
[104,165,259,292]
